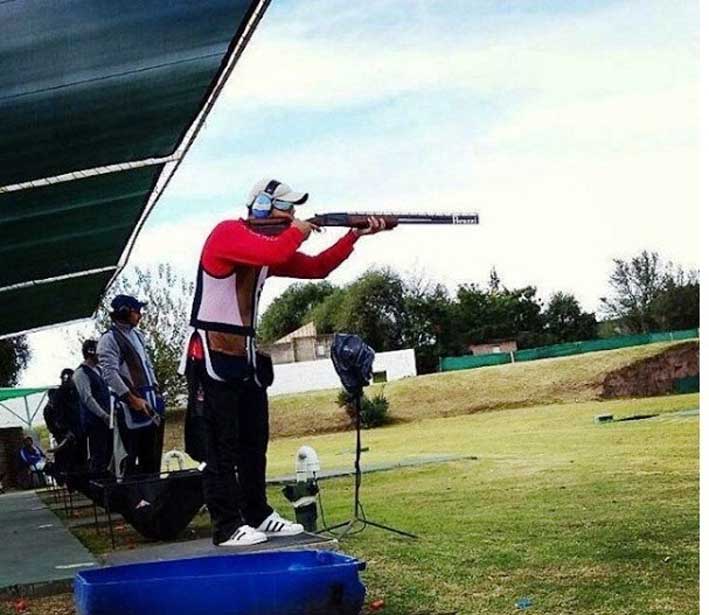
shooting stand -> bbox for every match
[320,337,416,540]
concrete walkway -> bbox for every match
[0,491,98,596]
[0,455,474,597]
[268,453,477,484]
[106,532,338,567]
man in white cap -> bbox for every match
[182,178,388,546]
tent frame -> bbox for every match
[0,388,51,430]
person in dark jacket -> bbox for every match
[98,296,165,477]
[44,369,86,485]
[73,339,112,475]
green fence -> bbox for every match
[439,352,512,371]
[673,375,700,394]
[439,328,699,372]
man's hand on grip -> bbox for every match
[292,219,319,239]
[128,394,150,415]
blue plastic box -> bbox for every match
[75,550,366,615]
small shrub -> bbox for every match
[336,388,390,429]
[360,391,390,428]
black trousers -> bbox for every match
[119,417,164,477]
[86,422,113,475]
[202,376,272,544]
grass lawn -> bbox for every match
[17,392,698,615]
[160,339,696,448]
[264,393,699,615]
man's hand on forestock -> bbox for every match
[354,216,390,237]
[292,218,319,239]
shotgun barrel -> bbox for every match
[248,211,479,235]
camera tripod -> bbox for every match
[319,391,416,540]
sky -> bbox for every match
[19,0,699,387]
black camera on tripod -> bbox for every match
[330,334,375,396]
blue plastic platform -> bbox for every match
[75,549,366,615]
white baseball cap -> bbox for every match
[247,178,309,206]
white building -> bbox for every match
[270,348,417,396]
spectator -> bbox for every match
[98,295,164,477]
[43,369,86,485]
[19,436,46,487]
[73,339,112,475]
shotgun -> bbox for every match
[247,211,480,236]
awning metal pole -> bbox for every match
[24,396,32,429]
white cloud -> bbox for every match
[219,0,696,111]
[20,0,699,386]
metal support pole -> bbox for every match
[319,392,416,540]
[23,396,32,429]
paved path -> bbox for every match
[106,532,338,567]
[0,455,473,596]
[0,491,98,596]
[268,453,477,484]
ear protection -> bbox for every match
[110,304,133,323]
[250,180,282,219]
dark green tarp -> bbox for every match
[0,0,258,186]
[0,0,267,338]
[0,270,116,336]
[0,167,163,287]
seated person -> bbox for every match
[19,436,46,487]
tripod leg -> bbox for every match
[357,517,418,539]
[317,393,416,540]
[321,520,351,532]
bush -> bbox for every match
[336,388,390,429]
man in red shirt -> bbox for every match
[182,178,388,546]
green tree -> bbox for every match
[600,251,698,334]
[309,287,347,334]
[543,292,597,343]
[455,283,490,340]
[332,269,407,352]
[90,263,193,406]
[457,279,545,349]
[258,282,336,343]
[311,271,464,373]
[0,336,31,386]
[600,250,664,333]
[402,278,461,373]
[488,267,502,293]
[649,267,699,331]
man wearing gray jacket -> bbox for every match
[73,339,112,474]
[97,295,165,477]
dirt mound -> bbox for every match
[601,341,699,399]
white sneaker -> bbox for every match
[256,512,305,537]
[217,525,267,547]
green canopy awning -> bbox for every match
[0,0,270,338]
[0,270,116,336]
[0,386,53,429]
[0,0,262,186]
[0,167,163,287]
[0,388,53,404]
